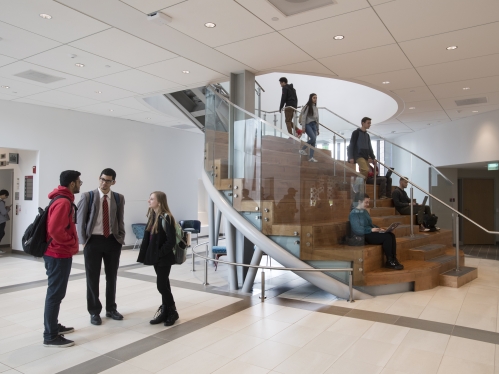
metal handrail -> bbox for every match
[191,241,355,302]
[255,80,265,92]
[318,107,454,186]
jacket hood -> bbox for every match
[288,83,294,89]
[48,186,75,202]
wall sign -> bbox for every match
[24,176,33,201]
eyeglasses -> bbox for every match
[99,178,113,184]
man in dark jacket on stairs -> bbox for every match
[279,77,298,135]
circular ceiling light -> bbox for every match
[409,107,415,109]
[446,45,458,50]
[382,81,390,84]
[472,110,478,113]
[463,87,470,90]
[75,63,85,67]
[146,117,152,119]
[109,109,114,112]
[1,85,9,89]
[96,91,102,94]
[204,22,216,28]
[39,13,52,19]
[333,35,344,40]
[182,70,190,74]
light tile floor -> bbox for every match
[1,250,499,373]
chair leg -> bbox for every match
[133,239,138,250]
[214,254,219,271]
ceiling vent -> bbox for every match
[455,97,487,106]
[171,124,196,130]
[268,0,337,16]
[14,70,65,84]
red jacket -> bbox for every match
[45,186,79,258]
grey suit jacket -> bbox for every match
[76,189,126,245]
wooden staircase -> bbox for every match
[205,131,477,293]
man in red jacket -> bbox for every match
[43,170,82,348]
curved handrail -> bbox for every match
[376,159,499,235]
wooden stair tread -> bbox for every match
[426,255,456,264]
[410,244,446,252]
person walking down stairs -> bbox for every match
[299,93,320,163]
[278,77,298,136]
[349,193,404,270]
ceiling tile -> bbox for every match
[279,8,395,59]
[24,90,100,108]
[417,53,499,85]
[76,102,145,117]
[374,0,499,42]
[404,120,450,131]
[69,28,177,68]
[25,45,130,79]
[0,54,16,67]
[446,104,499,119]
[94,69,180,94]
[438,91,499,110]
[164,0,274,48]
[355,68,426,90]
[260,60,336,76]
[370,122,413,135]
[57,81,136,101]
[120,111,176,124]
[119,0,185,14]
[0,0,110,43]
[235,0,370,31]
[319,44,412,78]
[216,32,311,71]
[391,86,435,103]
[402,99,443,114]
[0,91,16,100]
[0,76,51,97]
[138,57,228,85]
[110,97,151,111]
[12,97,72,109]
[400,22,499,68]
[396,109,449,123]
[0,61,86,88]
[0,21,62,60]
[429,76,499,99]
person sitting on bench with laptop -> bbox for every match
[392,177,438,232]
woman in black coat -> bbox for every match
[137,191,179,326]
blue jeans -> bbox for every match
[302,121,318,158]
[43,255,72,341]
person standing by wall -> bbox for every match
[137,191,180,327]
[278,77,298,135]
[0,189,11,254]
[43,170,81,347]
[299,93,320,162]
[76,168,125,326]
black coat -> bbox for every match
[279,83,298,111]
[137,215,176,267]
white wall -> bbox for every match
[0,149,39,248]
[0,100,204,250]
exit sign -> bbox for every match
[488,163,499,171]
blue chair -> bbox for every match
[131,223,147,250]
[212,246,227,271]
[179,220,201,245]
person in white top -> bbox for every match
[76,168,125,326]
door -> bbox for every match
[0,169,14,247]
[462,178,495,245]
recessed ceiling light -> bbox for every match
[96,91,102,94]
[391,131,396,133]
[382,81,390,84]
[109,109,114,112]
[333,35,344,40]
[204,22,216,28]
[410,90,416,92]
[446,45,458,50]
[182,70,190,74]
[409,107,415,109]
[1,85,9,89]
[463,87,470,90]
[472,110,478,113]
[39,13,52,19]
[146,117,152,119]
[75,63,85,67]
[271,17,279,21]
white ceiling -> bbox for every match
[0,0,497,136]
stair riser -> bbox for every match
[407,248,446,261]
[371,215,411,226]
[368,208,396,216]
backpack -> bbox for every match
[423,213,439,232]
[162,214,188,265]
[22,196,74,257]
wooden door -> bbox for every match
[462,179,495,245]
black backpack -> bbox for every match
[423,213,439,232]
[22,196,74,257]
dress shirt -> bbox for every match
[91,189,112,236]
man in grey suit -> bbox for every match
[77,168,125,325]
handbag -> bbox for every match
[346,234,365,246]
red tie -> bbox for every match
[103,195,110,238]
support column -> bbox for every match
[214,208,222,246]
[208,197,215,259]
[241,246,264,293]
[236,230,255,286]
[225,218,238,290]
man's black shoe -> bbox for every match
[90,314,102,325]
[106,310,124,320]
[58,324,74,335]
[43,335,74,348]
[385,259,404,270]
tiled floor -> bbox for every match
[463,245,499,260]
[2,248,499,373]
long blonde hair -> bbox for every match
[146,191,176,234]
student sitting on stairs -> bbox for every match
[348,193,404,270]
[366,163,393,200]
[349,193,404,270]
